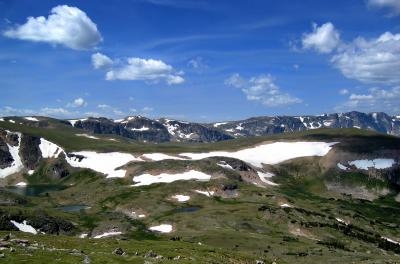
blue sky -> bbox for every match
[1,0,400,121]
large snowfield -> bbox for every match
[179,141,337,167]
[66,151,141,178]
[1,133,339,183]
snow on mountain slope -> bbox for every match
[68,118,87,127]
[179,142,337,168]
[0,131,23,178]
[67,151,142,178]
[39,138,64,158]
[0,132,338,181]
[209,111,400,137]
[24,117,39,122]
[38,137,143,178]
[141,153,185,161]
[257,172,278,186]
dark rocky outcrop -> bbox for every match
[0,135,13,169]
[0,209,75,235]
[20,135,41,170]
[159,119,233,142]
[61,111,400,143]
[208,111,400,137]
[45,159,70,180]
[69,116,232,143]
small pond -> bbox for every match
[55,204,90,212]
[2,185,66,197]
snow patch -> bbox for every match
[172,194,190,202]
[68,118,87,127]
[194,190,214,197]
[93,231,122,239]
[336,218,348,225]
[0,132,24,178]
[8,120,15,123]
[257,172,278,186]
[213,122,227,127]
[337,163,348,170]
[149,224,173,233]
[280,203,291,208]
[141,153,185,161]
[217,161,234,170]
[132,170,211,186]
[28,170,34,175]
[130,212,146,219]
[36,138,144,178]
[75,134,100,140]
[349,159,395,170]
[39,138,63,158]
[164,121,179,135]
[383,237,400,245]
[130,127,150,131]
[16,182,27,186]
[235,124,244,130]
[67,151,141,178]
[0,118,4,122]
[24,117,39,122]
[309,122,322,129]
[180,142,336,168]
[79,233,88,238]
[10,220,37,234]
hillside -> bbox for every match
[0,120,399,263]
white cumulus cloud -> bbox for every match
[368,0,400,16]
[302,22,341,53]
[336,86,400,113]
[3,5,102,50]
[40,107,75,116]
[96,56,184,85]
[225,73,302,107]
[331,32,400,85]
[92,52,113,69]
[67,97,87,108]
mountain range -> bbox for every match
[2,111,398,144]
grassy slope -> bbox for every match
[0,231,257,264]
[2,165,400,263]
